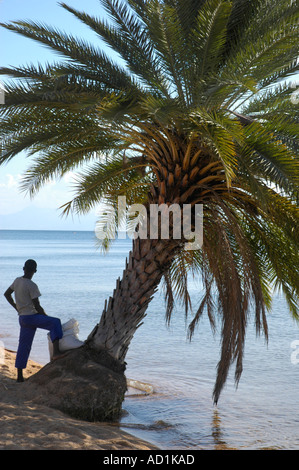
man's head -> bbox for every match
[23,259,37,276]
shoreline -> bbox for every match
[0,348,158,450]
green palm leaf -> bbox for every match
[1,0,298,404]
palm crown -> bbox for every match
[1,0,299,403]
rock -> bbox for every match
[21,344,127,422]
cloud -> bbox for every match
[0,172,66,215]
[0,174,30,215]
[0,170,101,231]
[0,173,21,188]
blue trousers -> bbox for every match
[15,314,63,369]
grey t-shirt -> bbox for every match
[10,277,41,316]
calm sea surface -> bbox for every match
[0,230,298,450]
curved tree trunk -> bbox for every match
[24,221,182,421]
[87,235,181,362]
[22,135,214,421]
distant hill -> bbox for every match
[0,205,97,231]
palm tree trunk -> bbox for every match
[87,234,182,362]
[24,197,183,422]
[23,234,182,422]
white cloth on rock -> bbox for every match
[48,318,84,360]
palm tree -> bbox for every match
[1,0,298,412]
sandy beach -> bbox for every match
[0,348,158,450]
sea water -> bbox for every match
[0,230,298,450]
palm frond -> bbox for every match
[0,20,137,92]
[60,1,169,96]
[59,154,150,216]
[1,0,298,404]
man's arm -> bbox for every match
[4,287,18,312]
[32,298,47,315]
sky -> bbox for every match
[0,1,298,230]
[0,0,110,230]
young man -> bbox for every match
[4,259,65,382]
